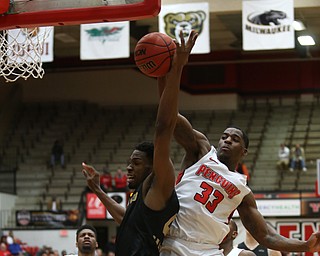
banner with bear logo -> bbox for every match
[158,2,210,54]
[242,0,294,51]
[80,21,130,60]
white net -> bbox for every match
[0,27,52,83]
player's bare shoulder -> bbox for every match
[239,250,257,256]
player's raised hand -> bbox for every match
[82,162,101,192]
[306,231,320,252]
[172,30,198,68]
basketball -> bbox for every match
[134,32,176,77]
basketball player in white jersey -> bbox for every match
[220,219,256,256]
[160,33,320,255]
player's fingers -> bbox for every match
[82,169,88,178]
[188,30,198,46]
[82,162,95,173]
[173,39,179,48]
[82,162,89,168]
[192,31,198,43]
[179,30,185,46]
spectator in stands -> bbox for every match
[106,252,115,256]
[289,144,307,172]
[76,224,98,256]
[0,242,11,256]
[0,236,7,245]
[113,167,127,191]
[6,231,14,245]
[100,170,113,192]
[50,140,65,168]
[61,250,67,256]
[277,143,290,171]
[36,246,50,256]
[47,195,62,212]
[48,250,55,256]
[236,161,250,182]
[219,219,255,256]
[238,224,282,256]
[8,238,23,256]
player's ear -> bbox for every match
[243,148,248,156]
[231,231,238,239]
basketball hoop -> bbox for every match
[0,27,52,83]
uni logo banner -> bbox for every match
[7,26,54,63]
[242,0,294,51]
[80,21,130,60]
[158,2,210,54]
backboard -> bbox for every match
[0,0,161,30]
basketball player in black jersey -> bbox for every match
[82,30,198,255]
[238,224,282,256]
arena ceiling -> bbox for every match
[51,0,320,65]
[37,0,320,75]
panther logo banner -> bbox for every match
[242,0,294,51]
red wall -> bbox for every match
[181,51,320,95]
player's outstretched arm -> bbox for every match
[145,31,198,210]
[238,192,320,252]
[82,163,126,224]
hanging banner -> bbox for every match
[86,192,127,220]
[158,2,210,54]
[106,192,127,219]
[16,209,79,227]
[7,26,54,63]
[242,0,294,51]
[86,193,106,219]
[80,21,130,60]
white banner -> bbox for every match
[80,21,130,60]
[158,2,210,54]
[242,0,294,51]
[7,26,54,63]
[106,192,127,219]
[233,199,301,217]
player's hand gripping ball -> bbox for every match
[134,32,176,77]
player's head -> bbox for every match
[220,219,238,247]
[76,224,98,254]
[217,126,249,169]
[228,219,238,239]
[126,141,154,189]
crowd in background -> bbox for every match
[277,143,307,172]
[0,231,63,256]
[0,231,116,256]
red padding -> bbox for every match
[0,0,9,15]
[0,0,161,30]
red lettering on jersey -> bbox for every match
[176,170,185,185]
[195,164,241,199]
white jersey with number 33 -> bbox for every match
[169,146,251,245]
